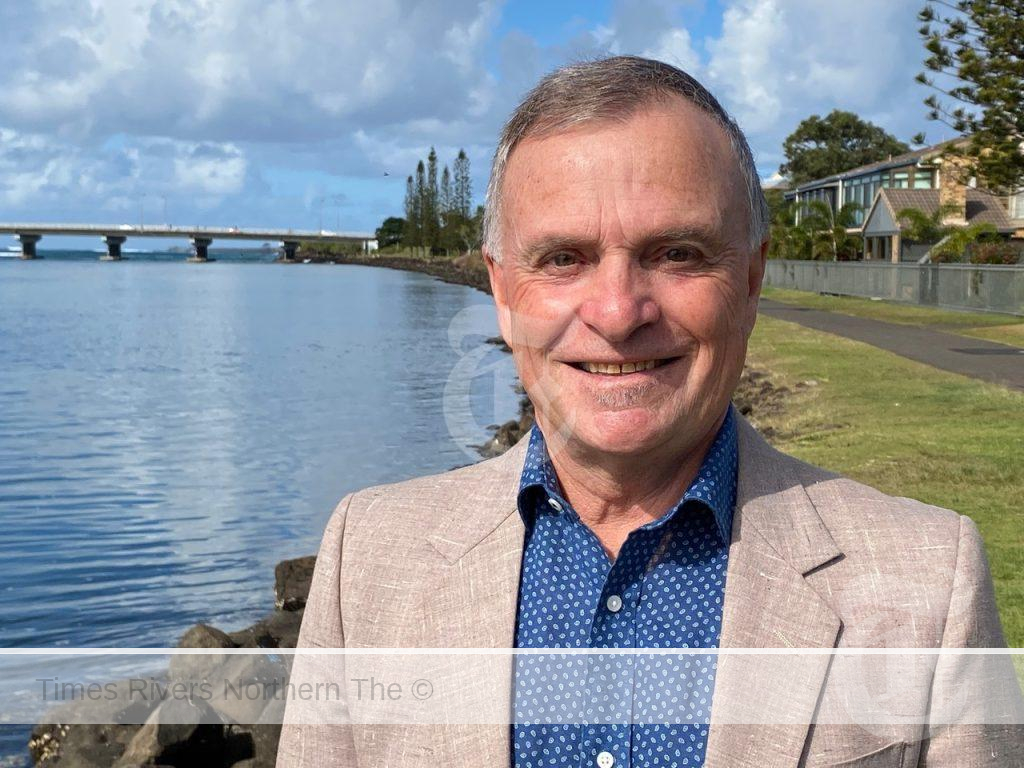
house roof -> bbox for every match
[871,187,1014,233]
[786,139,958,194]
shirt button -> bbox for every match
[547,497,563,512]
[596,751,615,768]
[606,595,623,613]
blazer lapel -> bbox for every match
[705,418,844,768]
[411,437,528,766]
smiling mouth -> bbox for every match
[568,357,679,375]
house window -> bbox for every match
[913,170,934,189]
[891,172,909,189]
[1011,190,1024,220]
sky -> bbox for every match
[0,0,946,249]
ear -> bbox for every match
[743,240,768,336]
[483,247,512,347]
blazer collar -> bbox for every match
[425,413,843,575]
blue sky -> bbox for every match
[0,0,940,250]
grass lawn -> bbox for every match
[747,315,1024,648]
[761,286,1024,348]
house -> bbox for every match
[784,140,1024,261]
[862,187,1018,262]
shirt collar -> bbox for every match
[517,405,738,544]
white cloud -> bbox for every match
[0,126,251,211]
[0,0,503,144]
[642,28,700,73]
[706,0,929,173]
[0,0,935,224]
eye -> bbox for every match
[663,245,700,263]
[547,251,580,268]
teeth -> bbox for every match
[581,360,660,375]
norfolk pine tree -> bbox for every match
[916,1,1024,194]
[424,148,440,251]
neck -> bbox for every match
[542,411,726,559]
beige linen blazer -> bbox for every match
[277,417,1022,767]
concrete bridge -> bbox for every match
[0,223,377,262]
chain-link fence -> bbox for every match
[764,261,1024,316]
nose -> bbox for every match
[577,254,660,342]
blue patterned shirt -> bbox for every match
[512,406,738,768]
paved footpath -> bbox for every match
[758,299,1024,392]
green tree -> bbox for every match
[800,200,864,261]
[439,165,454,254]
[403,174,420,251]
[376,216,405,249]
[931,222,1000,262]
[897,204,1000,261]
[453,149,472,218]
[413,161,427,255]
[895,204,960,244]
[424,147,440,251]
[767,196,813,260]
[440,165,452,218]
[916,1,1024,194]
[453,204,485,254]
[780,111,910,185]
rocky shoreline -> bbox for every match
[27,251,790,767]
[28,559,315,767]
[295,250,494,295]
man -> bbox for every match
[278,57,1021,767]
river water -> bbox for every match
[0,252,519,763]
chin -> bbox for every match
[569,409,674,457]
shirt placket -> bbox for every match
[579,529,659,768]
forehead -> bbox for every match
[499,98,746,250]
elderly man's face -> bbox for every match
[485,97,766,460]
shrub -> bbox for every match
[970,242,1022,265]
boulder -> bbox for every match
[112,697,226,767]
[168,623,237,684]
[29,677,162,766]
[229,609,303,650]
[274,557,316,611]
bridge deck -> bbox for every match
[0,223,374,243]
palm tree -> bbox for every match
[896,205,1000,262]
[895,204,959,244]
[801,200,863,261]
[931,223,1000,263]
[767,198,812,260]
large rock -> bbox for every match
[274,557,316,612]
[228,609,303,650]
[29,678,161,766]
[168,623,237,684]
[112,696,226,767]
[30,722,136,767]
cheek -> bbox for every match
[664,278,749,353]
[506,283,576,350]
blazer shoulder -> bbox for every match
[739,417,965,539]
[800,465,963,536]
[329,438,527,560]
[346,442,524,516]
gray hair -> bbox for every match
[483,56,769,259]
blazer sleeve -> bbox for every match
[918,515,1024,766]
[276,493,357,767]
